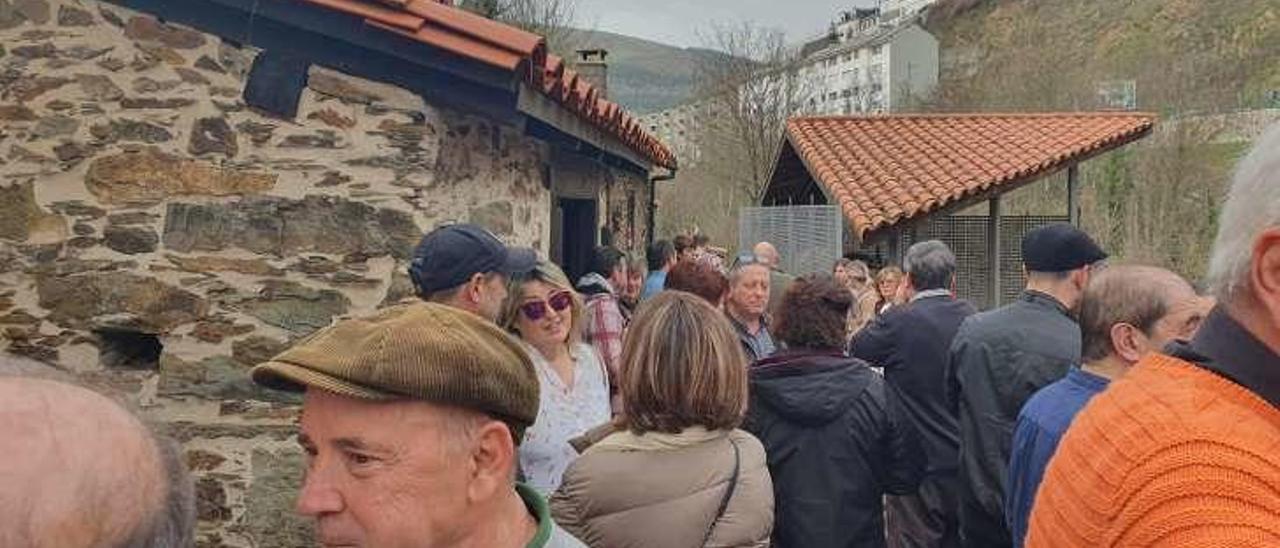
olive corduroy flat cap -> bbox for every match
[251,302,539,439]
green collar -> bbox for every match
[517,483,553,548]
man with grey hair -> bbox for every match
[252,302,584,547]
[1026,125,1280,545]
[726,252,776,362]
[0,355,196,548]
[851,240,977,548]
[1006,265,1207,547]
[753,241,795,317]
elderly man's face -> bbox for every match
[296,390,476,547]
[728,264,771,319]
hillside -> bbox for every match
[921,0,1280,280]
[563,29,731,113]
[925,0,1279,113]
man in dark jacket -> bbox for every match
[746,274,923,548]
[851,240,976,548]
[946,223,1107,548]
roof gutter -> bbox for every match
[647,168,678,245]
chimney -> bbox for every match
[574,48,608,99]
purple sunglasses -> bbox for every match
[519,291,573,320]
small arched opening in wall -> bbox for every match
[94,328,163,370]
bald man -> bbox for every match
[752,241,795,317]
[0,365,195,548]
[1005,266,1207,546]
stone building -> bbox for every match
[0,0,674,545]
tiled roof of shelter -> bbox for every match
[782,113,1155,238]
[300,0,676,169]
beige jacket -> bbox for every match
[550,426,774,548]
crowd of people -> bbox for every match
[2,125,1278,547]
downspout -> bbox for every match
[647,167,677,245]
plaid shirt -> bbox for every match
[582,292,627,412]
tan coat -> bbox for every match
[550,428,774,548]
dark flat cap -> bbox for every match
[1021,223,1107,272]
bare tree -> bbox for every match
[460,0,580,56]
[693,22,817,202]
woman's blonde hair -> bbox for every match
[499,260,585,346]
[875,265,904,287]
[619,291,748,434]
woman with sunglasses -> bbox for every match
[500,260,612,496]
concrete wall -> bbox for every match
[0,0,653,545]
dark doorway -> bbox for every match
[559,198,597,283]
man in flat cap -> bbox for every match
[945,223,1106,548]
[252,302,585,548]
[409,223,537,322]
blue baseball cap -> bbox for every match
[408,224,537,294]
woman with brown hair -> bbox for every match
[500,260,611,496]
[665,259,730,307]
[745,274,923,548]
[551,291,774,547]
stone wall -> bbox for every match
[0,1,569,546]
[551,147,652,255]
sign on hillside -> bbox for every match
[1097,80,1138,111]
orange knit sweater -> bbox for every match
[1026,354,1280,547]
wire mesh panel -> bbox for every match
[899,215,1068,308]
[739,205,843,276]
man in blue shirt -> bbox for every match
[640,239,676,301]
[1006,265,1209,547]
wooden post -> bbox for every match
[987,196,1002,309]
[887,229,902,267]
[1067,164,1080,226]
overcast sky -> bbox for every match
[573,0,879,49]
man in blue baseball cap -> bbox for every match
[409,223,537,321]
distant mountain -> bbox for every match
[562,30,732,114]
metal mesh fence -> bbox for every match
[900,215,1068,308]
[739,205,844,276]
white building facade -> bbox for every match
[641,7,940,166]
[795,10,939,115]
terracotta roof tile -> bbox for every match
[785,113,1154,239]
[298,0,676,169]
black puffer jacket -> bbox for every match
[744,349,924,548]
